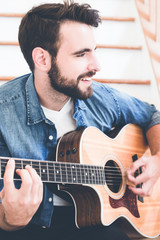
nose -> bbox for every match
[87,54,101,72]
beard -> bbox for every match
[48,59,96,100]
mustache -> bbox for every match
[77,71,96,81]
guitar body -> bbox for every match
[56,124,160,238]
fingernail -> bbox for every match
[8,159,15,165]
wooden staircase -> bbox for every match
[0,1,160,239]
[0,0,160,107]
[135,0,160,95]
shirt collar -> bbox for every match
[74,98,87,111]
[25,73,87,125]
[25,73,46,125]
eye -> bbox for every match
[76,53,85,57]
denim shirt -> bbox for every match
[0,73,160,228]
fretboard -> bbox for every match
[0,157,105,185]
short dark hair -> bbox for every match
[18,0,101,72]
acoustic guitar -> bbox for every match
[0,124,160,238]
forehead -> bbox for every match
[58,21,96,52]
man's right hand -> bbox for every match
[0,159,43,231]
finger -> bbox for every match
[25,165,43,201]
[25,164,42,188]
[129,184,152,197]
[16,168,33,194]
[127,157,146,175]
[25,164,41,180]
[3,159,16,194]
[133,171,149,186]
[127,170,148,186]
[0,189,3,200]
[128,185,144,196]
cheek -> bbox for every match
[56,49,88,79]
[58,59,85,80]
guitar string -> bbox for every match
[0,178,122,186]
[0,171,124,180]
[0,161,126,175]
[0,159,127,170]
[0,160,130,175]
[0,161,128,185]
[0,177,124,185]
[0,175,122,185]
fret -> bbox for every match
[22,160,32,169]
[40,161,48,182]
[33,161,40,176]
[48,161,55,183]
[46,162,49,182]
[1,159,5,178]
[30,161,33,168]
[21,159,41,178]
[66,163,72,183]
[98,166,102,184]
[88,165,93,184]
[0,158,7,178]
[61,163,67,183]
[55,163,62,183]
[0,159,5,178]
[53,162,56,182]
[84,165,89,184]
[21,160,24,170]
[76,164,82,184]
[95,165,100,184]
[101,167,105,184]
[39,161,42,179]
[15,159,22,170]
[71,164,77,183]
[99,167,105,185]
[90,166,96,184]
[14,159,22,180]
[80,164,86,184]
[97,166,101,184]
[93,165,97,183]
[100,166,104,184]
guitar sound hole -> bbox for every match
[105,160,122,193]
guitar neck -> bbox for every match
[0,157,105,185]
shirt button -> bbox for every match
[49,135,53,140]
[48,197,53,202]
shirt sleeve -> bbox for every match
[103,85,160,132]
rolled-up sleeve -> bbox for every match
[145,111,160,132]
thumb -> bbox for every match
[0,188,4,200]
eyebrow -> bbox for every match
[72,47,97,56]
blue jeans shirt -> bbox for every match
[0,73,160,227]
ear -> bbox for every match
[32,47,51,72]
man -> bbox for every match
[0,1,160,239]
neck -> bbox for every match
[34,72,69,111]
[40,93,69,111]
[0,156,105,185]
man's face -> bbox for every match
[48,21,100,99]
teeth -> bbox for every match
[82,77,92,81]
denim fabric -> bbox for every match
[0,73,159,227]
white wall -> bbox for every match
[0,0,160,107]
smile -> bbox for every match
[81,77,92,81]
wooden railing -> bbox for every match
[0,41,142,50]
[0,76,151,85]
[135,0,160,90]
[0,12,147,84]
[0,13,135,21]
